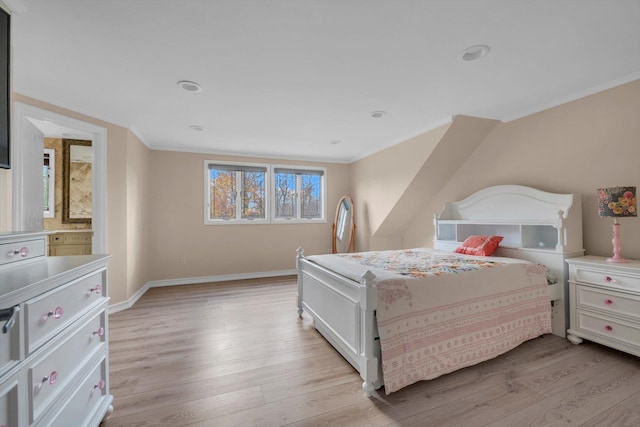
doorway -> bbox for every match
[12,102,107,254]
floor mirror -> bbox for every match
[332,196,355,253]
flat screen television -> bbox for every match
[0,7,9,169]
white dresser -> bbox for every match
[566,256,640,356]
[0,232,112,427]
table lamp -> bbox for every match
[597,186,637,263]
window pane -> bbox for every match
[209,169,236,219]
[241,171,265,219]
[300,174,321,218]
[274,172,297,218]
[206,162,323,224]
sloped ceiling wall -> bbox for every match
[351,115,499,251]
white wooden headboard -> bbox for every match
[434,185,583,253]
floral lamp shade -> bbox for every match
[598,187,637,218]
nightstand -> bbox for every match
[566,256,640,356]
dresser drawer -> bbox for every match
[576,285,640,322]
[28,309,106,423]
[63,233,91,245]
[24,270,105,354]
[0,370,21,427]
[49,245,90,256]
[0,305,21,377]
[575,267,640,290]
[0,238,46,267]
[49,232,91,245]
[42,357,108,427]
[576,310,640,349]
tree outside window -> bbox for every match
[208,163,267,222]
[274,168,323,220]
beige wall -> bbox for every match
[350,123,451,251]
[396,79,640,260]
[148,150,350,280]
[126,130,151,299]
[350,115,500,251]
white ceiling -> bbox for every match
[7,0,640,163]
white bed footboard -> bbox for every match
[296,248,383,395]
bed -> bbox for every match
[296,185,584,396]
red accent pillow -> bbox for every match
[454,235,504,256]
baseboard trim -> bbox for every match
[108,269,297,314]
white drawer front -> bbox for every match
[0,238,46,267]
[0,305,21,377]
[44,358,108,427]
[576,285,640,322]
[575,267,640,290]
[576,311,640,348]
[28,310,106,423]
[0,372,20,427]
[25,270,105,354]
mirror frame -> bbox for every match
[332,196,355,253]
[43,148,56,219]
[62,139,92,224]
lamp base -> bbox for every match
[608,222,627,263]
[607,256,629,263]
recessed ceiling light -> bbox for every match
[188,125,204,132]
[370,111,386,118]
[177,80,202,92]
[459,45,490,61]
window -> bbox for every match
[205,162,268,224]
[43,149,55,218]
[204,161,326,224]
[273,167,325,221]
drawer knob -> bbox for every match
[47,306,64,319]
[87,284,102,296]
[605,325,613,332]
[94,379,106,390]
[92,327,105,337]
[42,371,58,385]
[605,299,614,305]
[605,276,615,283]
[7,247,28,257]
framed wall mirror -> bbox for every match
[43,148,55,218]
[62,139,92,224]
[332,196,355,253]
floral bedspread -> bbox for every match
[307,248,551,394]
[336,248,504,278]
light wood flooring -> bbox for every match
[103,277,640,427]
